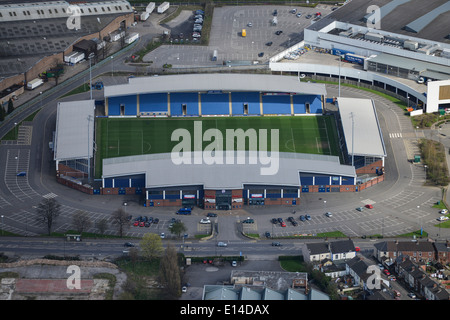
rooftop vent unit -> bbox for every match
[403,40,419,51]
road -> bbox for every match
[0,235,378,260]
[0,4,449,259]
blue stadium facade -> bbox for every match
[106,91,323,117]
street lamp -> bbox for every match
[338,55,343,97]
[88,53,95,100]
[1,215,4,236]
[111,56,114,76]
[87,114,94,182]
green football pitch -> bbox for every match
[95,116,341,176]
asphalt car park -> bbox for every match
[148,5,333,67]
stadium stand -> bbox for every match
[200,92,230,115]
[140,93,168,115]
[170,92,200,116]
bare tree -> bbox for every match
[111,208,129,237]
[35,198,61,235]
[72,210,92,234]
[159,243,181,299]
[95,218,109,236]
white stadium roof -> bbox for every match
[102,152,356,190]
[54,100,95,161]
[337,97,387,158]
[103,74,327,98]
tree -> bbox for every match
[95,218,108,236]
[140,233,163,261]
[169,221,188,238]
[0,105,5,121]
[35,198,61,235]
[111,207,130,237]
[159,243,181,299]
[72,210,92,234]
[7,98,14,114]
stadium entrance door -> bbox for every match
[216,190,232,210]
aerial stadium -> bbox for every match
[53,73,386,210]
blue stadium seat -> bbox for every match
[108,95,138,116]
[170,92,199,116]
[261,95,291,114]
[231,92,260,115]
[140,93,168,113]
[292,95,322,114]
[201,93,229,115]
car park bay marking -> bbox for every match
[43,193,58,199]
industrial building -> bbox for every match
[0,0,134,108]
[270,0,450,113]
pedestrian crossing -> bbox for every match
[389,132,402,139]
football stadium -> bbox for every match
[54,73,386,210]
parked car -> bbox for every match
[407,292,416,299]
[153,218,159,224]
[440,209,448,214]
[305,214,311,220]
[291,220,298,226]
[296,12,302,17]
[200,218,211,224]
[275,30,283,35]
[243,217,255,223]
[265,41,273,46]
[182,286,187,293]
[305,14,312,19]
[160,232,165,239]
[265,231,271,238]
[365,204,373,209]
[273,9,277,16]
[290,8,297,13]
[133,220,139,227]
[271,218,278,224]
[247,22,253,27]
[258,52,264,57]
[280,221,286,227]
[231,261,237,267]
[139,221,145,227]
[325,212,333,217]
[277,218,283,223]
[438,216,449,221]
[384,269,391,276]
[300,215,306,222]
[356,207,364,211]
[207,212,217,217]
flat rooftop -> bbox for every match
[104,73,328,97]
[311,0,450,44]
[54,100,95,161]
[337,97,387,158]
[102,152,356,190]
